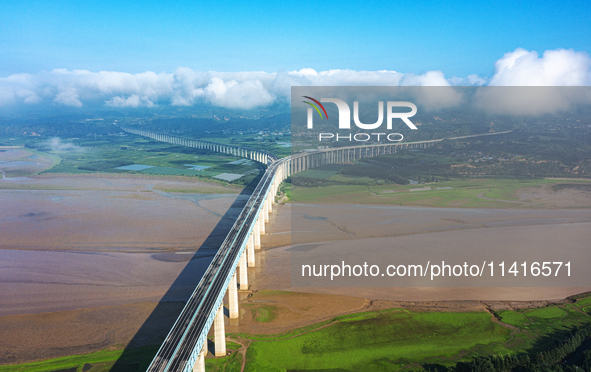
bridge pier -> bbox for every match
[253,220,261,249]
[228,272,239,319]
[239,251,248,290]
[259,212,266,235]
[269,189,274,210]
[263,197,270,223]
[214,304,226,357]
[247,234,255,266]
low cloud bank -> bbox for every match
[0,48,589,110]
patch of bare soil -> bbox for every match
[0,302,184,365]
[227,290,368,335]
[228,288,504,336]
[227,288,588,341]
[518,183,591,208]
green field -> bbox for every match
[238,299,591,372]
[204,352,243,372]
[0,345,240,372]
[497,310,527,328]
[3,294,591,372]
[2,135,265,185]
[0,346,158,372]
[498,306,568,328]
[243,311,510,372]
[525,306,567,319]
[291,177,591,208]
[296,164,343,179]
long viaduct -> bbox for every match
[120,127,511,372]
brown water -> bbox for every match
[256,203,591,301]
[0,174,244,315]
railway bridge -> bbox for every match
[120,127,510,371]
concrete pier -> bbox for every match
[254,220,261,249]
[228,273,239,319]
[259,212,266,235]
[247,234,255,267]
[239,252,248,290]
[263,198,269,223]
[214,304,226,357]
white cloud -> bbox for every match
[106,94,155,108]
[53,90,83,107]
[0,67,453,110]
[45,138,84,152]
[0,48,589,111]
[489,48,591,86]
[472,48,591,115]
[203,77,276,109]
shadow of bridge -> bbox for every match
[108,175,261,371]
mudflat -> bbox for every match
[257,202,591,301]
[0,173,246,364]
[2,174,591,365]
[0,173,244,253]
[0,302,184,365]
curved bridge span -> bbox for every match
[121,128,510,372]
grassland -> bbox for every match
[278,182,291,202]
[243,310,510,371]
[0,346,158,372]
[1,134,264,185]
[237,295,591,372]
[295,164,343,179]
[3,293,591,372]
[291,176,591,208]
[44,138,259,176]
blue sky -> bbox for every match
[1,0,590,77]
[1,0,590,109]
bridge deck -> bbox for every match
[147,160,281,372]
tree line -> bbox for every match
[421,324,591,372]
